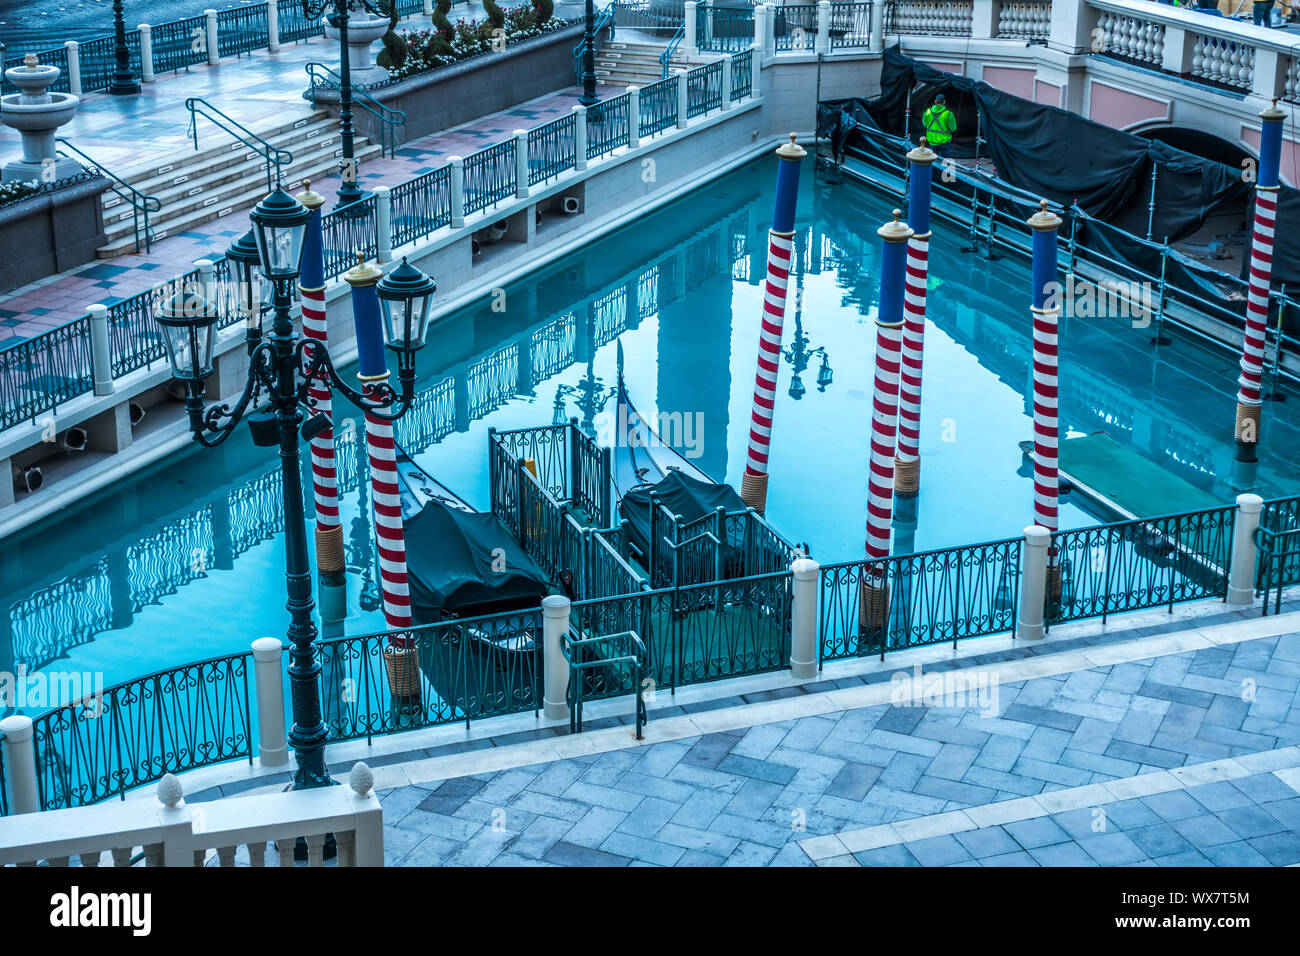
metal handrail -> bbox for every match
[574,2,618,85]
[1255,524,1300,616]
[184,96,293,191]
[562,628,647,739]
[304,62,407,159]
[660,22,685,78]
[54,138,161,254]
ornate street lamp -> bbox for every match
[157,186,432,790]
[300,0,374,208]
[225,228,270,355]
[579,0,598,107]
[108,0,141,95]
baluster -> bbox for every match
[49,856,70,867]
[110,847,132,867]
[80,851,101,867]
[275,838,295,867]
[216,845,237,867]
[194,849,207,867]
[304,833,326,867]
[1192,35,1206,80]
[336,831,356,867]
[248,841,267,867]
[143,844,163,867]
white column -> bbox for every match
[627,85,641,149]
[751,40,762,94]
[1252,48,1289,101]
[870,0,885,52]
[790,557,819,679]
[1228,493,1264,606]
[0,716,39,814]
[816,1,831,55]
[720,54,732,109]
[139,24,155,82]
[374,185,392,263]
[267,0,280,52]
[424,0,435,14]
[755,4,770,60]
[1016,525,1050,641]
[676,69,688,128]
[573,104,588,171]
[251,637,289,767]
[205,9,220,66]
[347,763,384,867]
[1162,27,1194,75]
[449,155,465,227]
[195,257,215,304]
[515,129,530,198]
[88,304,113,396]
[1047,0,1093,55]
[542,594,571,720]
[65,41,82,96]
[685,1,699,55]
[972,0,997,39]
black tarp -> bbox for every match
[405,499,551,623]
[817,46,1299,341]
[620,471,747,568]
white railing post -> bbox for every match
[685,1,699,55]
[1047,0,1093,55]
[676,69,688,128]
[1228,493,1264,606]
[1016,525,1050,641]
[251,637,289,767]
[542,594,571,720]
[1252,48,1288,101]
[870,0,885,51]
[139,24,155,82]
[755,4,770,60]
[347,763,384,866]
[816,1,831,55]
[267,0,281,52]
[627,85,641,148]
[573,104,588,171]
[65,41,82,96]
[156,775,196,867]
[374,185,392,263]
[195,257,215,304]
[514,129,529,198]
[205,9,220,66]
[1162,26,1194,75]
[0,716,40,815]
[720,54,732,109]
[88,303,113,396]
[751,39,762,94]
[972,0,997,39]
[424,0,435,14]
[790,558,819,679]
[449,155,465,227]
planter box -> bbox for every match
[0,175,111,294]
[310,23,600,144]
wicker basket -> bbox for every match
[383,643,421,700]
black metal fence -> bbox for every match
[686,60,724,117]
[321,196,380,280]
[587,93,631,159]
[528,113,578,186]
[389,165,453,249]
[464,141,517,215]
[218,6,272,58]
[639,75,679,137]
[150,16,210,75]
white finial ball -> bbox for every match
[349,762,375,797]
[156,773,184,808]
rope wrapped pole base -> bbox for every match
[740,471,769,514]
[383,642,421,700]
[315,524,346,577]
[1235,402,1261,461]
[894,456,920,497]
[858,578,890,653]
[1045,561,1063,614]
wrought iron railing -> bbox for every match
[77,32,142,95]
[639,75,679,137]
[774,3,819,51]
[185,97,293,191]
[149,15,210,75]
[829,1,874,49]
[564,629,647,737]
[463,141,517,215]
[1,44,71,94]
[321,196,379,280]
[217,6,272,58]
[55,138,160,255]
[697,3,755,53]
[686,60,723,117]
[0,320,95,431]
[528,113,578,186]
[389,165,453,249]
[304,62,407,158]
[587,92,631,159]
[731,47,753,99]
[278,0,327,43]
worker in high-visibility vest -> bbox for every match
[921,94,957,156]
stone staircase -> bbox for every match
[96,111,383,258]
[593,40,699,88]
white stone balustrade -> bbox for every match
[997,1,1052,39]
[887,0,975,36]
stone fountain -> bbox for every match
[0,54,83,183]
[323,11,392,88]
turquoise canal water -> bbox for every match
[3,155,1298,692]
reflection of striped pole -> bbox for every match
[1235,100,1285,464]
[344,255,417,697]
[862,210,913,632]
[741,133,806,514]
[1028,200,1063,599]
[895,140,937,496]
[296,182,344,589]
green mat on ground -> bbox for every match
[1057,432,1222,518]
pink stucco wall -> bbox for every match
[1034,79,1062,109]
[1241,125,1299,187]
[1087,81,1170,130]
[982,65,1037,100]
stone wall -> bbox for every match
[0,175,110,294]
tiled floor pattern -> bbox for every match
[368,629,1300,866]
[0,21,619,343]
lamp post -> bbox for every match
[302,0,372,208]
[156,187,435,790]
[579,0,598,107]
[108,0,140,95]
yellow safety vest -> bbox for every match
[922,106,956,145]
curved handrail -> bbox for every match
[573,3,618,86]
[304,62,407,158]
[660,22,685,78]
[184,96,293,191]
[54,137,162,254]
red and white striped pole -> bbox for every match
[1235,100,1285,468]
[296,182,346,619]
[344,254,417,699]
[1028,200,1063,603]
[741,134,806,513]
[862,210,914,635]
[895,140,937,496]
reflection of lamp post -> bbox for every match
[579,0,598,107]
[781,297,832,400]
[155,186,434,790]
[108,0,140,95]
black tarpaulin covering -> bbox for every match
[620,471,747,566]
[820,46,1300,294]
[405,500,551,622]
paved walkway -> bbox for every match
[0,18,613,344]
[367,613,1300,866]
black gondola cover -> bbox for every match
[620,471,748,568]
[405,499,551,622]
